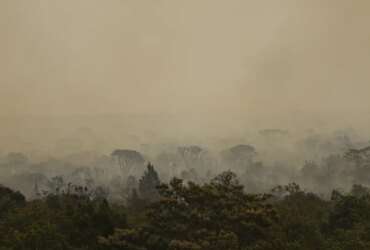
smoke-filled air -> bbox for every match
[1,1,370,250]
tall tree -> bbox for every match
[138,163,160,202]
[111,149,145,176]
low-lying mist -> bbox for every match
[0,114,369,201]
[1,0,370,203]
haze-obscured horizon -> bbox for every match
[1,0,370,154]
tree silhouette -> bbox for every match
[138,163,160,202]
[111,149,145,175]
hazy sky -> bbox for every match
[1,0,370,131]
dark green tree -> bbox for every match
[0,185,25,218]
[104,171,276,250]
[138,163,160,202]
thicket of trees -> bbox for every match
[2,162,370,249]
[2,137,370,249]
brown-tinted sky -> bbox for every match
[1,0,370,131]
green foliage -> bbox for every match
[272,183,330,250]
[109,171,277,250]
[99,228,148,250]
[0,185,25,218]
[0,191,126,250]
[3,168,370,249]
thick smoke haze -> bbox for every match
[2,3,370,248]
[1,0,370,152]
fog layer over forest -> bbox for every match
[0,0,370,195]
[1,0,370,200]
[2,2,370,249]
[0,115,369,200]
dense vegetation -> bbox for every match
[2,164,370,249]
[2,133,370,249]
